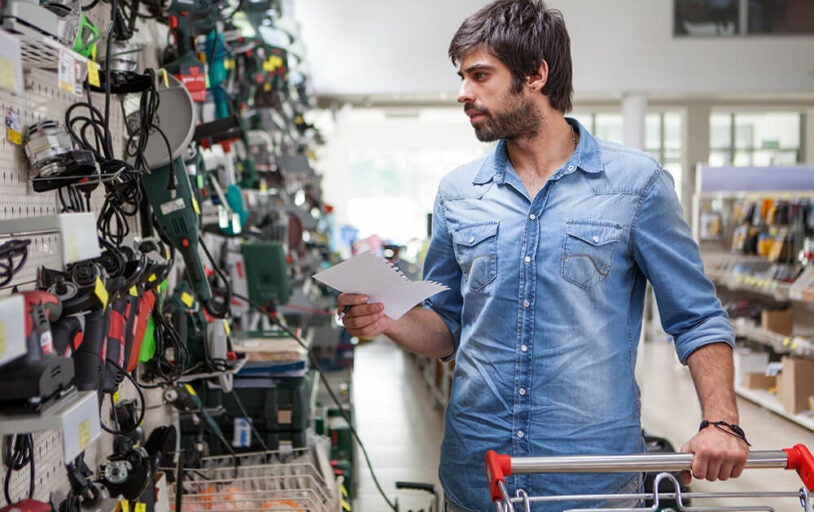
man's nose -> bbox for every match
[457,80,474,104]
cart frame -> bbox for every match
[484,444,814,512]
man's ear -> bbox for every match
[526,60,549,91]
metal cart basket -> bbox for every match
[485,444,814,512]
[168,447,341,511]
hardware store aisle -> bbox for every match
[352,337,814,511]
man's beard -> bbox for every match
[467,91,541,142]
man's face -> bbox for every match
[456,48,541,142]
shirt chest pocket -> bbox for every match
[452,222,499,292]
[561,220,623,289]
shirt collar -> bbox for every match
[471,117,604,185]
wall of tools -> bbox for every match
[0,1,342,511]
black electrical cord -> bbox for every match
[230,292,399,511]
[199,237,232,320]
[227,389,270,452]
[3,433,35,503]
[139,308,189,387]
[99,360,146,436]
[0,239,30,287]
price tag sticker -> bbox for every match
[87,60,100,88]
[129,286,139,297]
[58,48,76,93]
[223,319,231,336]
[95,276,109,310]
[184,383,197,396]
[79,420,90,450]
[5,107,21,145]
[181,292,195,308]
[134,503,146,512]
[782,337,791,347]
[120,500,129,512]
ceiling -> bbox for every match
[292,1,814,108]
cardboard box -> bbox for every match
[761,308,794,336]
[777,356,814,414]
[733,348,769,386]
[743,372,776,390]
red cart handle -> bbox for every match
[485,450,512,502]
[784,444,814,491]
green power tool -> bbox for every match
[138,74,212,303]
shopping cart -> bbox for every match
[166,447,342,511]
[485,444,814,511]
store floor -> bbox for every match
[351,337,814,511]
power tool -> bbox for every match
[162,0,217,102]
[138,74,213,303]
[0,290,74,413]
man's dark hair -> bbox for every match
[449,0,573,113]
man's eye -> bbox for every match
[474,73,487,81]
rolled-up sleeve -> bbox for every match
[631,168,734,364]
[423,192,463,358]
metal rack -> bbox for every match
[167,446,341,512]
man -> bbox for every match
[338,1,749,510]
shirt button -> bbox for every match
[521,344,528,352]
[469,236,475,243]
[523,300,530,308]
[529,214,536,220]
[592,235,600,243]
[519,388,526,396]
[517,430,525,438]
[568,165,575,171]
[524,256,531,263]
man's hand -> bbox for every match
[681,425,749,482]
[336,292,389,339]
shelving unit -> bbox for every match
[694,164,814,429]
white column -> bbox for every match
[683,103,712,218]
[622,92,647,150]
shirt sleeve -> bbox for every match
[632,168,734,364]
[422,191,464,360]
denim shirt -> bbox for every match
[423,119,734,511]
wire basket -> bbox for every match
[168,447,341,511]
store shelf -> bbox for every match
[735,385,814,431]
[0,389,101,461]
[732,320,814,360]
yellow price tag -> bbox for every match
[95,276,109,310]
[223,319,231,336]
[191,197,201,215]
[87,60,100,88]
[782,337,791,347]
[148,273,157,283]
[224,58,235,70]
[341,500,351,511]
[791,340,799,349]
[184,383,197,396]
[0,323,6,356]
[129,286,139,297]
[79,420,90,449]
[181,292,195,308]
[0,58,17,93]
[120,500,129,512]
[6,128,21,145]
[263,82,271,92]
[134,503,146,512]
[113,391,120,404]
[161,69,169,88]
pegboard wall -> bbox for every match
[0,3,173,506]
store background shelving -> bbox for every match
[693,164,814,431]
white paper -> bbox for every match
[312,252,449,319]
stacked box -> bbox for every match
[180,372,314,455]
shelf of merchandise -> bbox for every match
[732,319,814,360]
[695,165,814,431]
[734,385,814,431]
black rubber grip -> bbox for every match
[395,481,436,493]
